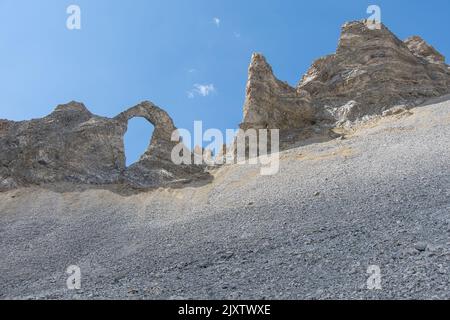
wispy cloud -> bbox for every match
[213,17,220,27]
[195,84,215,96]
[187,84,216,98]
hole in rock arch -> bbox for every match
[124,117,155,167]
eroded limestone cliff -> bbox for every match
[241,21,450,130]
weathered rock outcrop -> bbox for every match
[241,21,450,130]
[2,20,449,190]
[404,36,446,65]
[300,21,450,121]
[241,53,315,130]
[239,54,338,151]
[0,101,207,191]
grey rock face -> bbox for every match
[0,101,206,191]
[241,21,450,130]
[0,102,124,189]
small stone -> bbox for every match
[414,242,428,252]
[382,106,408,117]
[314,192,320,197]
[128,288,139,294]
[438,265,446,274]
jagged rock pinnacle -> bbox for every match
[242,53,314,131]
[241,20,450,130]
[404,36,446,64]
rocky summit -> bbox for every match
[241,21,450,131]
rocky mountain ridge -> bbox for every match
[1,20,449,191]
[241,20,450,131]
[0,101,207,191]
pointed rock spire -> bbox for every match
[404,36,446,64]
[241,53,314,131]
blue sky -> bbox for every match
[1,0,449,165]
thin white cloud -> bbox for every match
[187,84,216,98]
[195,84,215,96]
[213,17,220,27]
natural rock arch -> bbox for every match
[115,101,207,188]
[0,100,210,191]
[114,101,178,163]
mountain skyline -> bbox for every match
[1,0,450,165]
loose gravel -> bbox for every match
[1,99,450,300]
